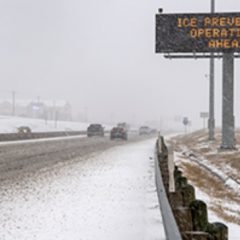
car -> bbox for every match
[110,127,128,140]
[17,126,32,134]
[87,124,104,137]
[117,122,130,132]
[139,126,151,135]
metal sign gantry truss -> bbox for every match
[163,53,240,59]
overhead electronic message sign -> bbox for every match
[156,12,240,53]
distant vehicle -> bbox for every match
[139,126,151,135]
[17,126,32,134]
[110,127,128,140]
[150,128,157,134]
[117,122,130,132]
[183,117,189,126]
[87,124,104,137]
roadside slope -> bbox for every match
[168,130,240,239]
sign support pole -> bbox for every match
[209,54,215,140]
[208,0,215,140]
[221,52,235,149]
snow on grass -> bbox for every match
[0,115,112,133]
[186,181,240,240]
[174,151,240,234]
[0,139,165,240]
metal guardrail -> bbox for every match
[155,137,229,239]
[155,146,182,240]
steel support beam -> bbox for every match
[221,52,235,149]
[164,54,240,59]
[209,56,215,140]
[208,0,215,141]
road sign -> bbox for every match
[200,112,209,129]
[200,112,209,118]
[156,12,240,53]
[183,117,189,126]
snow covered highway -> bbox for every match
[0,134,143,181]
[0,137,166,240]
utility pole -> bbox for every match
[208,0,215,140]
[12,91,15,116]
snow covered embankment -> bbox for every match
[168,130,240,240]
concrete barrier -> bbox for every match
[0,131,87,142]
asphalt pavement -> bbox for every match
[0,134,153,183]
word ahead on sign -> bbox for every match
[156,12,240,53]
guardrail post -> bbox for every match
[174,167,182,182]
[207,222,228,240]
[175,176,188,191]
[155,136,228,240]
[190,200,208,232]
[169,191,183,208]
[173,207,193,233]
[181,184,195,207]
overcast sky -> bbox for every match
[0,0,240,129]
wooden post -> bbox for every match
[190,200,208,232]
[207,222,228,240]
[181,184,195,207]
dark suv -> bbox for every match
[110,127,127,140]
[87,124,104,137]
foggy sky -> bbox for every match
[0,0,240,129]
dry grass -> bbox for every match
[179,161,240,225]
[171,129,240,182]
[210,206,240,225]
[181,162,239,201]
[170,129,240,224]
